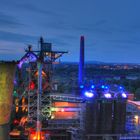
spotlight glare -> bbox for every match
[84,91,94,98]
[101,85,105,89]
[122,92,127,98]
[104,93,112,99]
[105,86,108,89]
[119,86,123,90]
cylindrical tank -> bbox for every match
[97,100,113,134]
[113,100,126,134]
[0,62,16,140]
[84,101,98,134]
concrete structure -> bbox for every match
[0,62,16,140]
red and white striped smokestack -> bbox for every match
[78,36,85,84]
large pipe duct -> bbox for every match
[78,36,85,85]
[0,62,16,140]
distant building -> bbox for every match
[126,100,140,133]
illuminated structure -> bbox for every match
[11,36,128,140]
[81,85,127,140]
[78,36,85,85]
[0,62,16,140]
[42,94,84,128]
[16,37,80,139]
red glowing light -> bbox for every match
[13,119,19,125]
[29,81,35,90]
[29,131,46,140]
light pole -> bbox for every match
[36,61,43,139]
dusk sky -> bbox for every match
[0,0,140,63]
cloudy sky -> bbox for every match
[0,0,140,63]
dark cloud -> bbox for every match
[59,34,76,40]
[42,21,72,31]
[14,2,61,17]
[94,20,107,27]
[0,0,140,63]
[0,30,38,43]
[0,53,21,61]
[129,23,140,32]
[0,48,13,51]
[42,19,111,35]
[73,26,112,34]
[108,39,140,45]
[49,38,70,48]
[0,12,23,28]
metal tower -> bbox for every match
[18,37,68,138]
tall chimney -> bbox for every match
[78,36,85,85]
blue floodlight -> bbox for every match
[119,86,123,90]
[84,91,94,98]
[105,86,109,89]
[101,85,105,89]
[121,92,127,98]
[114,92,127,99]
[104,93,112,99]
[80,85,84,89]
[91,85,95,89]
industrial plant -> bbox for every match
[0,36,140,140]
